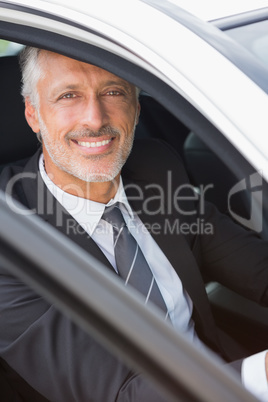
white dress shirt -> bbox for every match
[39,155,268,400]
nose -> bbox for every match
[80,96,108,131]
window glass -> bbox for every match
[226,20,268,67]
[0,40,24,57]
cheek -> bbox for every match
[115,106,139,133]
[42,108,76,139]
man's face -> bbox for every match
[26,51,140,186]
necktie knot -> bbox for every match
[102,202,126,231]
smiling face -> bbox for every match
[25,51,140,198]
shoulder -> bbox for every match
[0,150,41,201]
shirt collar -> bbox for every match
[39,154,134,231]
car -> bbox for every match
[0,0,268,401]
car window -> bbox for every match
[225,20,268,67]
[0,39,23,57]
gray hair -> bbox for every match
[19,46,43,107]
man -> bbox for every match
[0,46,268,401]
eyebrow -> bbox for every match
[103,80,132,91]
[50,84,81,97]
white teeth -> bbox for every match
[77,139,111,148]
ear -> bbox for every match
[25,98,40,133]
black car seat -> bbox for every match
[136,94,189,157]
[183,131,250,218]
[0,55,39,172]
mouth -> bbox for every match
[76,138,112,148]
[71,136,116,154]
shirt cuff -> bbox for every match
[242,350,268,401]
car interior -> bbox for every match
[1,39,268,381]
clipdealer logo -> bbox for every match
[228,172,263,233]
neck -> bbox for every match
[80,180,120,203]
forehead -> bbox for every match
[38,50,131,88]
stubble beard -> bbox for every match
[38,114,135,183]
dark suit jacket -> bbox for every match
[0,139,268,401]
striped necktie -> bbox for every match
[102,202,168,317]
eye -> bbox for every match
[60,92,77,99]
[105,90,121,96]
[58,92,77,100]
